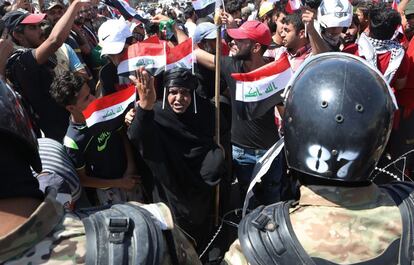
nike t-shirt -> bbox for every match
[63,119,127,179]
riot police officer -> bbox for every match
[223,53,414,265]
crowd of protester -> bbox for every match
[0,0,414,262]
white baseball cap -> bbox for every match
[98,19,132,56]
[318,0,352,28]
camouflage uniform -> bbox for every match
[0,192,201,265]
[0,192,86,264]
[224,184,402,265]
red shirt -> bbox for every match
[343,43,409,87]
[394,38,414,122]
[403,38,414,90]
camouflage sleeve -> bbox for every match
[223,239,249,265]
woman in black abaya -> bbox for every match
[127,67,226,250]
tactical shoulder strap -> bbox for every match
[81,203,166,265]
[238,197,404,265]
[238,201,317,265]
[380,182,414,265]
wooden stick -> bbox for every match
[213,22,222,227]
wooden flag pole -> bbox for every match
[213,13,222,227]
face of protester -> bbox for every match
[79,4,93,22]
[14,23,44,48]
[46,6,64,25]
[132,25,145,42]
[107,43,129,65]
[355,8,368,31]
[261,15,276,33]
[168,86,192,114]
[67,83,96,114]
[341,22,359,44]
[405,14,414,40]
[281,22,302,51]
[322,27,342,47]
[232,38,253,60]
[275,12,285,36]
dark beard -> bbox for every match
[340,35,357,44]
[233,44,253,61]
[233,51,252,60]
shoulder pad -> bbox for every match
[238,201,316,265]
[82,203,166,265]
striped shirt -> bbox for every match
[32,138,81,202]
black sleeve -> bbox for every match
[11,50,40,96]
[220,56,235,76]
[199,147,225,186]
[127,106,161,162]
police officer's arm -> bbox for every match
[35,0,88,65]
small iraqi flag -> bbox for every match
[231,53,293,120]
[82,85,136,133]
[103,0,148,23]
[166,38,194,71]
[118,42,166,76]
[285,0,301,14]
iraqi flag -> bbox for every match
[166,38,194,71]
[103,0,148,24]
[118,42,166,76]
[285,0,301,14]
[231,53,293,120]
[82,85,136,134]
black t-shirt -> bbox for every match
[64,120,127,179]
[99,62,131,96]
[9,49,70,141]
[194,63,227,99]
[220,56,279,150]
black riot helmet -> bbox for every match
[0,79,42,173]
[282,53,396,183]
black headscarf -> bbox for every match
[155,69,224,185]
